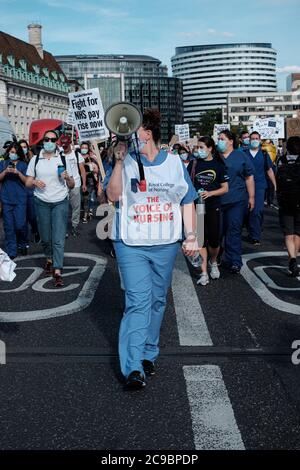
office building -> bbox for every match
[171,43,277,121]
[56,54,183,142]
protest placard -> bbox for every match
[66,107,76,126]
[286,118,300,138]
[68,88,109,141]
[175,124,190,142]
[213,124,230,141]
[252,117,285,140]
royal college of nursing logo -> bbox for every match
[0,253,107,322]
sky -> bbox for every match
[0,0,300,91]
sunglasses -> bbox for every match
[44,137,57,143]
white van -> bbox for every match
[0,116,16,155]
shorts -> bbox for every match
[204,207,221,248]
[279,207,300,236]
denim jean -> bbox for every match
[34,197,69,269]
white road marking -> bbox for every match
[241,252,300,315]
[0,253,107,322]
[254,265,300,291]
[173,253,244,449]
[172,253,212,346]
[183,365,245,450]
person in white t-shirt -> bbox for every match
[60,135,86,237]
[25,130,74,288]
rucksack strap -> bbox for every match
[190,159,197,184]
[34,151,66,177]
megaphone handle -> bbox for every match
[134,132,145,184]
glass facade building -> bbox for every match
[55,55,183,142]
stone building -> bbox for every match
[0,24,72,139]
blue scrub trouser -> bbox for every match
[248,188,265,241]
[27,194,39,235]
[2,203,27,257]
[34,197,69,269]
[114,241,180,379]
[221,200,247,269]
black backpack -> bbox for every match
[34,151,66,177]
[276,154,300,207]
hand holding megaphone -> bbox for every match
[114,141,128,162]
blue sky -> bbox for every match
[0,0,299,90]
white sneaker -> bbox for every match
[209,261,220,279]
[197,273,209,286]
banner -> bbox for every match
[252,117,285,140]
[68,88,109,141]
[175,124,190,142]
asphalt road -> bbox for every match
[0,206,300,450]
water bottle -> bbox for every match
[197,188,206,215]
[187,252,202,268]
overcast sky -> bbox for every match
[1,0,299,90]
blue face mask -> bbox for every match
[242,138,250,146]
[9,153,18,161]
[179,153,188,161]
[22,147,28,155]
[81,149,88,155]
[197,149,208,159]
[250,140,260,149]
[217,140,227,153]
[137,138,147,152]
[193,152,199,158]
[43,142,56,153]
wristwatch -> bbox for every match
[185,231,197,239]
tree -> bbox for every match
[198,108,222,136]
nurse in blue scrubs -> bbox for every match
[217,130,255,274]
[243,131,276,246]
[106,108,198,390]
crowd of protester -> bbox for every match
[0,127,299,288]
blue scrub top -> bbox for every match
[221,149,254,206]
[103,149,197,241]
[244,148,273,190]
[0,160,28,204]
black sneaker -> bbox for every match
[229,265,241,274]
[20,247,28,256]
[142,360,155,377]
[289,258,300,277]
[124,371,146,390]
[252,239,261,246]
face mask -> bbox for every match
[173,150,178,155]
[242,138,250,146]
[217,140,227,153]
[44,142,56,153]
[180,153,188,161]
[250,140,260,149]
[9,153,18,161]
[138,139,147,152]
[197,149,208,159]
[22,147,28,155]
[193,152,199,157]
[81,149,88,155]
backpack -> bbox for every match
[276,154,300,208]
[34,151,66,177]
